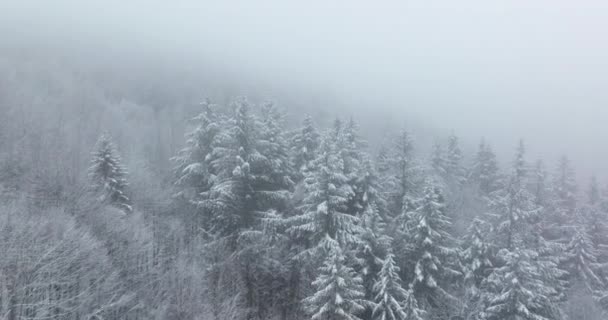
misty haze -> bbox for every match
[1,1,608,319]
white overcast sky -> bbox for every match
[2,0,608,182]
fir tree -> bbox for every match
[304,241,366,320]
[290,114,320,178]
[461,217,494,291]
[402,287,426,320]
[430,141,447,177]
[588,175,601,207]
[286,135,359,261]
[88,132,132,212]
[355,157,392,311]
[551,156,578,225]
[371,253,413,320]
[390,129,417,216]
[409,185,460,308]
[563,221,605,292]
[481,248,560,320]
[446,133,465,185]
[469,139,500,196]
[487,140,539,250]
[173,100,222,200]
[531,160,549,208]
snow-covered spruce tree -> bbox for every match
[402,286,426,320]
[199,98,293,320]
[408,184,461,310]
[258,102,295,196]
[549,156,578,232]
[486,140,539,250]
[531,160,549,208]
[304,239,366,320]
[386,128,419,219]
[469,139,501,196]
[88,132,132,212]
[481,248,561,320]
[562,219,605,292]
[286,133,359,261]
[173,100,222,200]
[553,156,578,214]
[430,141,447,177]
[371,252,419,320]
[480,141,566,320]
[583,178,608,265]
[290,114,320,180]
[588,175,601,207]
[172,100,224,234]
[446,133,466,185]
[355,157,391,299]
[461,217,494,291]
[336,117,367,218]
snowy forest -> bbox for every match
[2,50,608,320]
[3,1,608,319]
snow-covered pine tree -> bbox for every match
[304,239,366,320]
[355,160,392,317]
[88,132,132,212]
[172,100,224,233]
[333,117,367,218]
[257,101,294,197]
[469,139,500,196]
[430,141,447,177]
[198,98,294,320]
[402,286,426,320]
[371,252,413,320]
[583,178,608,265]
[481,248,561,320]
[340,117,366,178]
[531,160,549,208]
[461,217,494,291]
[173,100,222,200]
[386,129,418,218]
[551,155,578,227]
[588,175,601,207]
[486,140,539,250]
[408,184,460,309]
[446,133,466,185]
[290,114,320,179]
[286,134,359,261]
[563,219,605,292]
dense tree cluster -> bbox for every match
[2,94,608,320]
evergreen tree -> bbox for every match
[446,133,465,185]
[430,141,446,177]
[402,287,426,320]
[286,135,360,261]
[290,114,320,178]
[371,253,412,320]
[173,100,222,200]
[531,160,549,208]
[563,221,605,292]
[487,140,539,250]
[551,156,578,225]
[355,157,392,310]
[258,102,295,194]
[461,217,494,291]
[391,129,417,215]
[588,175,601,207]
[88,132,132,212]
[304,242,366,320]
[409,185,460,308]
[481,248,560,320]
[469,139,500,196]
[200,98,293,320]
